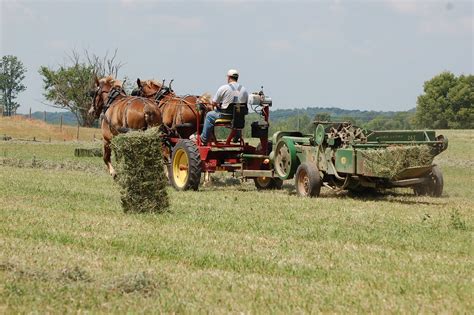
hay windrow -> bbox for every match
[361,145,434,178]
[111,127,169,213]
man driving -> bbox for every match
[200,69,249,145]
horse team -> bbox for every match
[88,76,212,177]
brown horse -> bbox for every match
[88,76,162,177]
[135,78,212,139]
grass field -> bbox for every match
[0,116,101,142]
[0,120,473,313]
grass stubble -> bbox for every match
[0,129,473,313]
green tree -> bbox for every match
[415,71,473,129]
[39,63,95,126]
[0,55,27,116]
[39,50,124,127]
[314,112,331,123]
[445,75,474,128]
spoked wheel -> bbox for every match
[254,177,283,190]
[413,165,443,197]
[170,139,201,191]
[274,139,297,180]
[295,162,321,197]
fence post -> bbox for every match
[43,111,46,122]
[60,114,63,132]
[29,108,32,119]
[76,123,80,140]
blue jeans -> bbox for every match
[201,110,222,144]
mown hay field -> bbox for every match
[0,123,473,313]
[0,116,101,142]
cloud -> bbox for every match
[145,15,205,32]
[266,39,293,52]
[384,0,473,35]
[47,39,70,51]
[351,40,375,57]
[418,15,473,34]
[2,0,38,22]
[385,0,420,14]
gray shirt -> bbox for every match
[212,82,249,109]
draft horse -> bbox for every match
[133,78,212,164]
[134,78,212,139]
[88,76,162,177]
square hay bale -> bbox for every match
[361,145,434,178]
[111,127,169,213]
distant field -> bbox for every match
[0,121,473,313]
[0,116,101,142]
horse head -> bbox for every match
[135,78,162,98]
[88,76,124,118]
[198,93,214,112]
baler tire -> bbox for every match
[254,177,283,190]
[170,139,201,191]
[430,166,444,197]
[413,165,443,197]
[295,162,321,197]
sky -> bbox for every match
[1,0,473,113]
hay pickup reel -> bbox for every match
[271,121,448,197]
[168,87,282,190]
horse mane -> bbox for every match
[98,76,123,90]
[200,93,211,104]
[99,75,116,86]
[147,79,162,89]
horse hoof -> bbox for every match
[111,171,117,179]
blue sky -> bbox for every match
[1,0,473,113]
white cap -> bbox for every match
[227,69,239,77]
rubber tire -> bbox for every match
[413,165,443,197]
[295,162,321,197]
[170,139,201,191]
[254,177,283,190]
[253,141,282,190]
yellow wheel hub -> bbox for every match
[173,148,189,188]
[256,177,271,186]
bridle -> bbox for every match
[90,85,124,117]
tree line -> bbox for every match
[1,52,472,130]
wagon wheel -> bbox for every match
[253,141,283,190]
[170,139,201,191]
[254,176,283,190]
[274,139,297,180]
[295,162,321,197]
[413,165,443,197]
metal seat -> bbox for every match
[215,114,233,125]
[214,103,248,129]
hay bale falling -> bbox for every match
[111,127,169,213]
[361,145,434,178]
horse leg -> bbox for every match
[103,140,116,178]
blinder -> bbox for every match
[131,88,140,96]
[88,89,97,98]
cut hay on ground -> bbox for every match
[111,127,169,213]
[361,145,434,178]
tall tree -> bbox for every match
[0,55,27,116]
[415,71,473,129]
[39,49,124,127]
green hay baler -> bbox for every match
[270,122,448,197]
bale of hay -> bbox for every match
[74,148,102,157]
[361,145,434,178]
[111,127,169,213]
